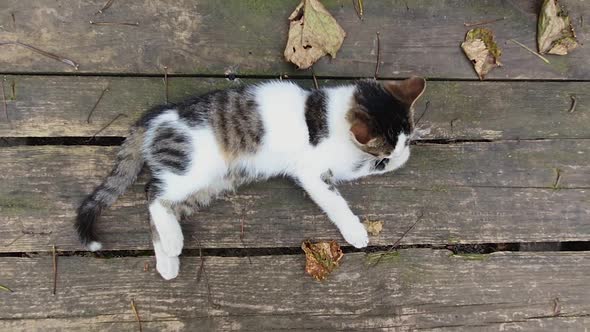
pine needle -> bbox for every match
[509,39,550,64]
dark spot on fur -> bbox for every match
[305,90,329,146]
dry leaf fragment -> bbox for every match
[363,220,384,236]
[302,240,343,281]
[284,0,346,69]
[461,28,502,80]
[538,0,579,55]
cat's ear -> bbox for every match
[349,111,374,145]
[383,76,426,108]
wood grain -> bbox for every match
[0,0,588,79]
[1,250,589,330]
[1,76,589,140]
[1,142,588,252]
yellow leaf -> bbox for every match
[363,220,384,236]
[284,0,346,69]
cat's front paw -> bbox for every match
[339,218,369,248]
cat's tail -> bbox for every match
[75,127,146,251]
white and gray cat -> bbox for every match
[76,77,426,279]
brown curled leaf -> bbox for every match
[538,0,579,55]
[363,220,384,236]
[461,28,502,80]
[284,0,346,69]
[302,240,343,281]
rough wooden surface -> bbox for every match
[1,250,589,331]
[0,0,589,79]
[1,142,588,252]
[1,76,589,139]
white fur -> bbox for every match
[87,241,103,252]
[146,82,413,280]
[149,200,184,257]
[154,240,180,280]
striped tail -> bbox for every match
[75,127,145,251]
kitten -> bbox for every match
[76,77,426,280]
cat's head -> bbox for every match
[347,77,426,162]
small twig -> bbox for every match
[1,80,10,127]
[196,242,220,309]
[311,68,319,89]
[552,297,561,316]
[130,299,143,332]
[163,66,169,104]
[90,21,139,27]
[414,100,430,126]
[450,117,459,133]
[197,246,205,284]
[11,13,16,30]
[374,32,381,79]
[552,168,562,190]
[0,284,12,292]
[52,245,57,295]
[509,39,550,64]
[0,41,79,70]
[88,113,127,141]
[86,86,110,123]
[96,0,115,14]
[238,215,252,265]
[5,233,25,247]
[463,17,506,27]
[371,211,424,267]
[6,230,52,247]
[10,80,16,100]
[568,95,578,113]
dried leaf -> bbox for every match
[302,240,343,281]
[461,28,502,80]
[284,0,346,69]
[363,220,384,236]
[537,0,579,55]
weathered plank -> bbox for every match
[1,75,589,139]
[0,0,588,79]
[1,142,588,252]
[1,250,589,331]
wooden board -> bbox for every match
[1,250,589,331]
[1,75,589,139]
[0,0,589,79]
[1,141,588,252]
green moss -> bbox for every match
[466,28,502,60]
[430,184,449,193]
[365,251,400,265]
[451,253,489,261]
[0,195,47,214]
[447,237,461,244]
